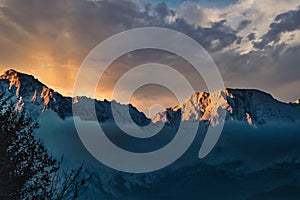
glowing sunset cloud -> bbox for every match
[0,0,299,114]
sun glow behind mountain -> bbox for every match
[0,0,299,115]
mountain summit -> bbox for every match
[0,69,299,127]
[0,69,149,125]
[0,69,72,119]
[152,88,300,126]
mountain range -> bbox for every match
[2,69,300,199]
[1,69,300,127]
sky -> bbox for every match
[147,0,239,8]
[0,0,299,115]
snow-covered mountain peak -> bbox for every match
[152,88,232,125]
[0,69,50,98]
[0,69,149,124]
[1,69,38,85]
[0,69,72,119]
[1,69,299,128]
[0,69,22,97]
[152,88,300,126]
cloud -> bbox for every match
[37,109,300,170]
[170,0,300,53]
[0,0,240,114]
[172,2,216,27]
[95,49,208,114]
[35,111,167,197]
[0,0,141,93]
[247,32,256,41]
[206,120,300,168]
[0,0,238,76]
[35,110,300,194]
[237,19,251,31]
[0,0,299,112]
[166,18,238,52]
[212,43,300,102]
[254,6,300,49]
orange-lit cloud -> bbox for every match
[0,0,300,115]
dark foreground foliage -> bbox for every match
[0,95,90,199]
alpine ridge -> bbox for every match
[0,69,149,125]
[0,69,299,127]
[152,88,300,126]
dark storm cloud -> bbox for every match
[0,0,238,63]
[163,19,238,52]
[212,43,300,101]
[136,4,238,51]
[153,2,171,19]
[254,6,300,49]
[236,36,242,44]
[0,0,142,66]
[237,19,251,31]
[247,33,256,41]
